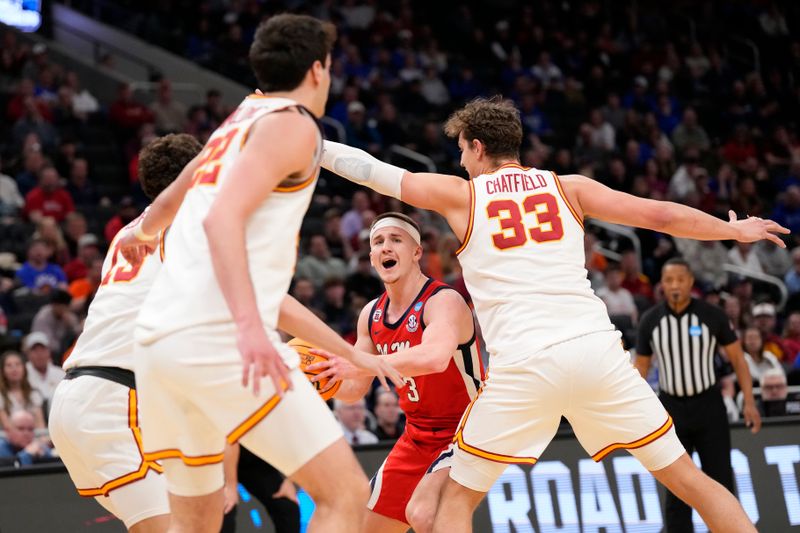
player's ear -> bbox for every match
[310,59,324,84]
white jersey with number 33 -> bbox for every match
[136,95,322,352]
[456,164,614,366]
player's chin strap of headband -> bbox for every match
[321,141,405,200]
[369,217,421,246]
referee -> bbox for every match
[635,257,761,532]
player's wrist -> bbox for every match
[134,221,158,241]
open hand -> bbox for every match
[237,323,292,397]
[728,210,790,248]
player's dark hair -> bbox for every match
[371,212,421,235]
[444,96,523,160]
[662,257,693,275]
[138,134,203,200]
[249,14,337,92]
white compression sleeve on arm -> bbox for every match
[321,141,404,199]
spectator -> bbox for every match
[741,327,784,385]
[668,148,705,201]
[63,71,99,116]
[33,216,70,265]
[0,411,53,466]
[596,263,638,324]
[674,239,728,290]
[202,89,226,125]
[14,146,46,196]
[16,239,68,294]
[0,154,24,216]
[109,83,154,138]
[150,78,187,133]
[727,242,764,274]
[344,101,381,154]
[419,66,450,107]
[63,212,88,258]
[295,235,348,289]
[758,369,790,417]
[721,124,758,168]
[620,250,653,303]
[68,256,103,312]
[671,107,710,154]
[22,331,64,404]
[322,208,349,260]
[0,351,46,431]
[781,311,800,367]
[104,196,139,242]
[753,240,791,278]
[371,389,404,440]
[334,398,378,446]
[772,185,800,237]
[320,278,351,335]
[12,96,59,151]
[752,302,786,361]
[340,190,370,243]
[346,253,382,301]
[6,78,51,123]
[530,51,562,90]
[63,233,101,283]
[23,166,75,223]
[66,157,98,207]
[290,277,316,309]
[30,289,81,358]
[587,108,616,152]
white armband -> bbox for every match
[321,141,404,199]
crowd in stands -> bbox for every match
[1,0,800,461]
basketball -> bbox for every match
[289,337,342,401]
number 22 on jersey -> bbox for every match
[487,193,564,250]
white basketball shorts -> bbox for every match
[450,330,684,492]
[49,376,168,529]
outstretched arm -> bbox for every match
[278,295,403,390]
[561,174,789,246]
[310,290,474,383]
[322,141,471,239]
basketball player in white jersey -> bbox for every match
[319,97,789,532]
[48,133,203,532]
[115,15,400,533]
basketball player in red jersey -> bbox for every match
[320,97,788,533]
[309,211,483,533]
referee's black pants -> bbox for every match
[220,447,301,533]
[659,387,734,533]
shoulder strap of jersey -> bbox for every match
[367,292,388,342]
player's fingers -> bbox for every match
[377,372,391,392]
[306,361,332,372]
[311,368,336,383]
[252,359,263,396]
[319,378,339,394]
[309,348,336,359]
[728,210,738,223]
[765,232,787,248]
[764,220,790,234]
[242,357,250,388]
[279,360,292,391]
[385,362,404,388]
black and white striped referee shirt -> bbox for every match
[636,299,738,397]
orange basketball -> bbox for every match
[289,337,342,401]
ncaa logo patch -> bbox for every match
[414,301,423,312]
[689,325,702,337]
[407,314,419,333]
[373,308,382,322]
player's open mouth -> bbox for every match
[382,259,398,269]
